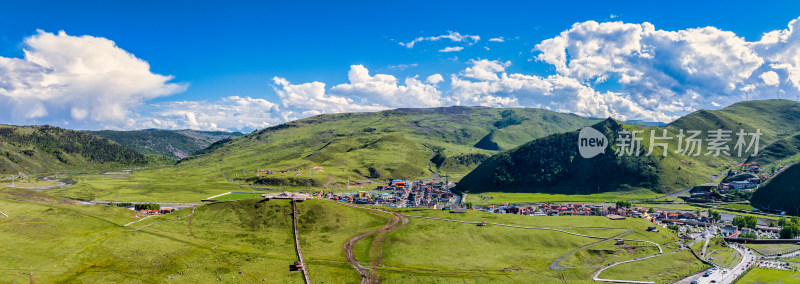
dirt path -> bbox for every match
[334,201,407,284]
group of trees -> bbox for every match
[615,200,632,208]
[113,202,133,207]
[134,203,161,211]
[778,216,800,239]
[732,215,758,229]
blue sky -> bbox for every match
[1,1,800,131]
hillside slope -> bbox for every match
[166,107,600,187]
[88,129,243,159]
[750,162,800,214]
[457,100,800,195]
[0,125,148,175]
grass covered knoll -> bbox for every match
[457,100,800,196]
[598,251,708,283]
[745,243,800,256]
[0,124,148,175]
[0,192,386,283]
[375,208,690,283]
[704,237,741,268]
[737,267,800,283]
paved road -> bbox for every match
[691,244,755,284]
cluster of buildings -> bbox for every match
[323,179,458,208]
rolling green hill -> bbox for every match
[750,162,800,214]
[456,100,800,195]
[87,129,243,160]
[56,107,598,200]
[0,124,148,175]
[175,107,599,186]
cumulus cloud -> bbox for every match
[459,59,511,81]
[0,30,186,128]
[132,96,281,131]
[488,37,505,42]
[446,59,672,121]
[330,65,443,108]
[532,19,800,118]
[439,46,464,52]
[398,31,480,48]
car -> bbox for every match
[691,280,699,284]
[711,280,717,283]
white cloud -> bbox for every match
[761,71,780,85]
[272,76,387,116]
[0,30,186,128]
[531,19,800,118]
[426,74,444,84]
[488,37,505,42]
[330,65,443,108]
[439,46,464,52]
[132,96,281,131]
[388,63,418,70]
[459,59,511,81]
[446,59,673,121]
[398,31,480,48]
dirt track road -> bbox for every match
[336,202,407,284]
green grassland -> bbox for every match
[737,267,800,283]
[0,187,727,283]
[374,208,700,283]
[0,192,386,283]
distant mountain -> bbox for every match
[0,124,148,175]
[175,106,601,187]
[750,162,800,214]
[456,100,800,195]
[87,129,243,160]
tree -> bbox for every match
[740,232,758,239]
[744,216,758,229]
[732,216,746,229]
[770,221,776,228]
[791,216,800,225]
[648,207,655,214]
[708,209,721,222]
[779,217,788,227]
[615,200,632,208]
[780,223,800,239]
